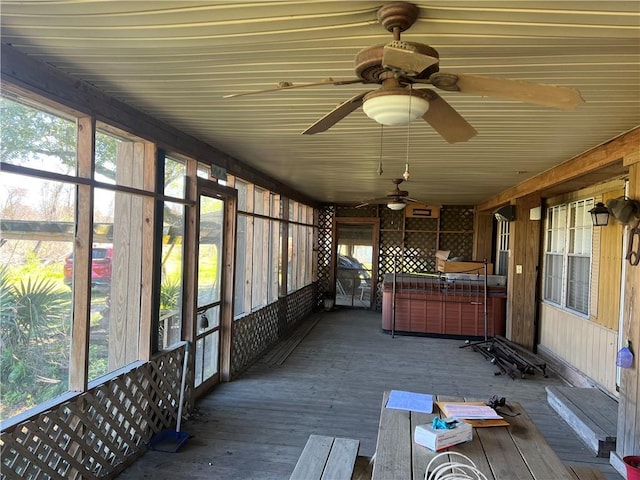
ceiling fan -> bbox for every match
[224,1,585,143]
[357,178,423,210]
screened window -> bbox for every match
[287,202,314,293]
[0,95,158,421]
[156,156,187,351]
[233,180,285,319]
[543,200,593,315]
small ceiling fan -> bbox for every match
[357,178,423,210]
[224,1,584,143]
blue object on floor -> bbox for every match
[148,430,190,452]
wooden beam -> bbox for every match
[617,161,640,459]
[624,150,640,167]
[0,44,319,208]
[69,116,95,392]
[473,212,493,262]
[220,193,237,382]
[139,142,157,360]
[476,127,640,212]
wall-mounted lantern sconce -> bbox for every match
[589,202,610,226]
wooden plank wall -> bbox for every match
[596,189,625,330]
[616,158,640,462]
[110,142,144,369]
[473,211,493,263]
[508,193,541,350]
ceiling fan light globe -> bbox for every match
[363,94,429,126]
[387,202,406,211]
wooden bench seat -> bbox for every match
[289,434,360,480]
[546,386,617,457]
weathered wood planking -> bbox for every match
[504,401,574,479]
[289,435,359,480]
[374,392,576,480]
[289,435,333,480]
[260,315,321,365]
[116,310,620,480]
[373,391,413,480]
[546,386,618,457]
[567,464,608,480]
[322,437,359,480]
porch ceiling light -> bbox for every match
[362,89,429,126]
[589,202,610,226]
[387,202,406,211]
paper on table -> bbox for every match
[441,403,502,419]
[386,390,433,414]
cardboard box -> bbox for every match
[435,257,493,275]
[414,421,473,451]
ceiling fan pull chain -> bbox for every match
[403,86,412,181]
[377,124,384,176]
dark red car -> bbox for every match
[64,245,113,287]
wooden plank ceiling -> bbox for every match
[1,1,638,206]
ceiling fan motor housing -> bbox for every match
[377,2,420,35]
[355,43,439,83]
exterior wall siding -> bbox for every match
[539,303,618,394]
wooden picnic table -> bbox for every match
[372,391,575,480]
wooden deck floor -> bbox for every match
[117,309,621,479]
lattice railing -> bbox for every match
[317,206,333,305]
[0,343,189,480]
[231,285,315,376]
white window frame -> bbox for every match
[543,198,594,316]
[495,220,510,276]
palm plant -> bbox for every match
[0,267,72,418]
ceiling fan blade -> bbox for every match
[302,92,368,135]
[422,91,478,144]
[223,78,364,99]
[433,72,585,110]
[356,196,395,207]
[382,43,439,76]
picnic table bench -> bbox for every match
[289,434,360,480]
[372,391,606,480]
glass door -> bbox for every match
[335,222,377,308]
[194,193,224,387]
[192,179,236,392]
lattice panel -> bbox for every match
[0,344,189,480]
[317,206,333,305]
[285,285,314,330]
[397,253,433,274]
[231,301,280,375]
[330,204,476,310]
[380,207,404,230]
[440,232,474,260]
[405,232,437,259]
[405,216,438,232]
[231,286,315,376]
[440,206,474,231]
[380,230,403,251]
